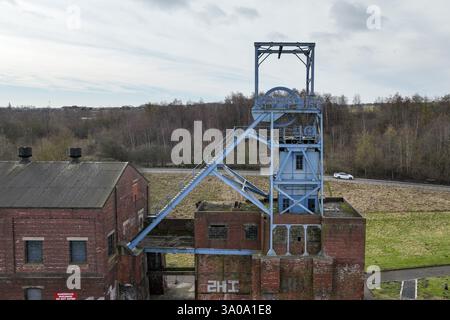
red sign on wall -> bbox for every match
[54,292,78,300]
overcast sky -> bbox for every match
[0,0,449,107]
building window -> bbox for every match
[107,232,116,257]
[208,225,228,240]
[282,198,290,211]
[138,209,145,230]
[139,215,144,230]
[295,154,304,170]
[244,225,258,240]
[25,288,42,300]
[132,183,139,205]
[25,241,43,264]
[70,241,87,264]
[308,198,316,212]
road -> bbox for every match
[139,167,450,192]
[400,280,417,300]
[379,265,450,282]
[365,265,450,300]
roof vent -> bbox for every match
[18,147,32,164]
[68,148,82,163]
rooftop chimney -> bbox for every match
[18,147,32,164]
[68,147,82,163]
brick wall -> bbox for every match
[0,277,106,300]
[312,257,334,300]
[197,254,337,300]
[322,216,366,299]
[106,165,148,292]
[196,255,252,300]
[0,163,149,300]
[194,199,366,300]
[195,211,263,250]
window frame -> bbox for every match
[132,182,139,206]
[244,224,258,241]
[107,232,116,257]
[25,288,43,300]
[69,240,87,264]
[295,154,304,170]
[25,240,43,264]
[208,224,228,240]
[308,198,316,212]
[282,198,290,211]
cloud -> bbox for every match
[194,4,259,26]
[329,1,369,32]
[192,4,228,25]
[204,4,227,19]
[310,31,340,42]
[266,32,288,41]
[234,6,259,19]
[0,0,18,5]
[0,0,450,107]
[136,0,190,11]
[312,1,387,43]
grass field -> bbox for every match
[418,276,450,300]
[371,282,402,300]
[366,212,450,270]
[145,173,450,270]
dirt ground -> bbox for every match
[145,173,450,217]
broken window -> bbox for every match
[308,198,316,212]
[295,154,304,170]
[244,225,258,240]
[282,198,290,211]
[208,225,228,240]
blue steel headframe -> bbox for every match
[127,41,323,257]
[253,42,324,256]
[252,86,303,123]
[127,113,269,252]
[255,86,303,110]
[254,42,315,100]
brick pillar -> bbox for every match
[313,257,334,300]
[251,255,261,299]
[260,257,280,295]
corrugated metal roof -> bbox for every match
[0,161,129,208]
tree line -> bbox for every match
[0,92,449,184]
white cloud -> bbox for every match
[0,0,449,107]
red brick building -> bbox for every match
[193,199,365,300]
[0,148,149,300]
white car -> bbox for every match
[333,172,354,180]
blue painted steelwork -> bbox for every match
[143,248,257,256]
[253,42,323,255]
[127,112,268,251]
[127,42,323,258]
[212,170,269,214]
[218,164,268,198]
